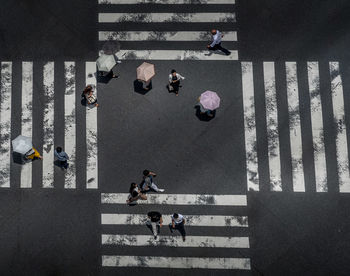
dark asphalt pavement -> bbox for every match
[0,0,350,275]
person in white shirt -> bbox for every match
[207,29,231,56]
[168,69,185,96]
[170,213,186,241]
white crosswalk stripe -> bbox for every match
[101,213,249,227]
[101,193,247,205]
[42,62,55,188]
[20,62,33,188]
[100,192,251,271]
[0,62,12,188]
[98,0,238,60]
[102,255,250,270]
[0,61,98,189]
[242,61,350,193]
[99,31,237,41]
[85,62,98,189]
[64,62,77,189]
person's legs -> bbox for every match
[216,43,231,55]
[150,182,164,192]
[177,222,186,241]
[151,222,158,238]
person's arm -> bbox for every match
[65,152,69,160]
[159,216,163,227]
[183,218,186,225]
[149,171,157,177]
[177,73,185,80]
[209,36,217,48]
[169,74,172,83]
[172,218,175,228]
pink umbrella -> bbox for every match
[200,91,221,110]
[137,62,155,82]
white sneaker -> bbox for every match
[158,189,165,192]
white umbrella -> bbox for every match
[12,135,32,155]
[96,54,117,72]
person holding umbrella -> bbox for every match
[96,54,120,79]
[12,135,42,161]
[197,90,221,118]
[137,62,155,91]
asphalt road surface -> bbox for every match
[0,0,350,275]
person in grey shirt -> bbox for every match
[207,29,231,56]
[54,146,69,169]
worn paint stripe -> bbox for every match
[242,62,259,191]
[99,0,236,4]
[286,62,305,192]
[101,214,249,227]
[64,62,76,189]
[0,62,12,188]
[98,13,236,23]
[263,62,282,191]
[307,62,327,192]
[42,62,55,188]
[102,234,250,248]
[102,255,251,270]
[21,62,33,188]
[85,62,98,189]
[115,50,238,60]
[101,193,247,206]
[99,31,237,41]
[329,62,350,192]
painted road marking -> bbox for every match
[85,62,98,189]
[0,62,12,188]
[286,62,305,192]
[99,0,236,4]
[21,62,33,188]
[102,234,249,248]
[329,62,350,192]
[42,62,55,188]
[102,255,251,270]
[99,31,237,41]
[263,62,282,191]
[101,214,249,227]
[99,13,236,23]
[307,62,327,192]
[115,49,238,60]
[101,193,247,206]
[242,62,259,191]
[64,62,76,189]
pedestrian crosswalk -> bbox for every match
[242,61,350,193]
[98,0,238,60]
[0,61,99,189]
[100,192,251,271]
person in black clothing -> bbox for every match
[168,69,185,96]
[147,211,163,239]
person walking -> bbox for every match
[207,29,231,56]
[126,182,147,204]
[54,146,69,169]
[141,170,165,193]
[197,96,214,117]
[168,69,185,96]
[147,211,163,239]
[169,213,186,241]
[83,85,99,107]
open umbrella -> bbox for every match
[12,135,32,155]
[96,54,117,72]
[200,91,221,110]
[137,62,155,82]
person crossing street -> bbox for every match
[169,213,186,241]
[207,29,231,56]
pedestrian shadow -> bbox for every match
[194,106,216,122]
[133,79,152,95]
[12,152,26,164]
[97,71,114,84]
